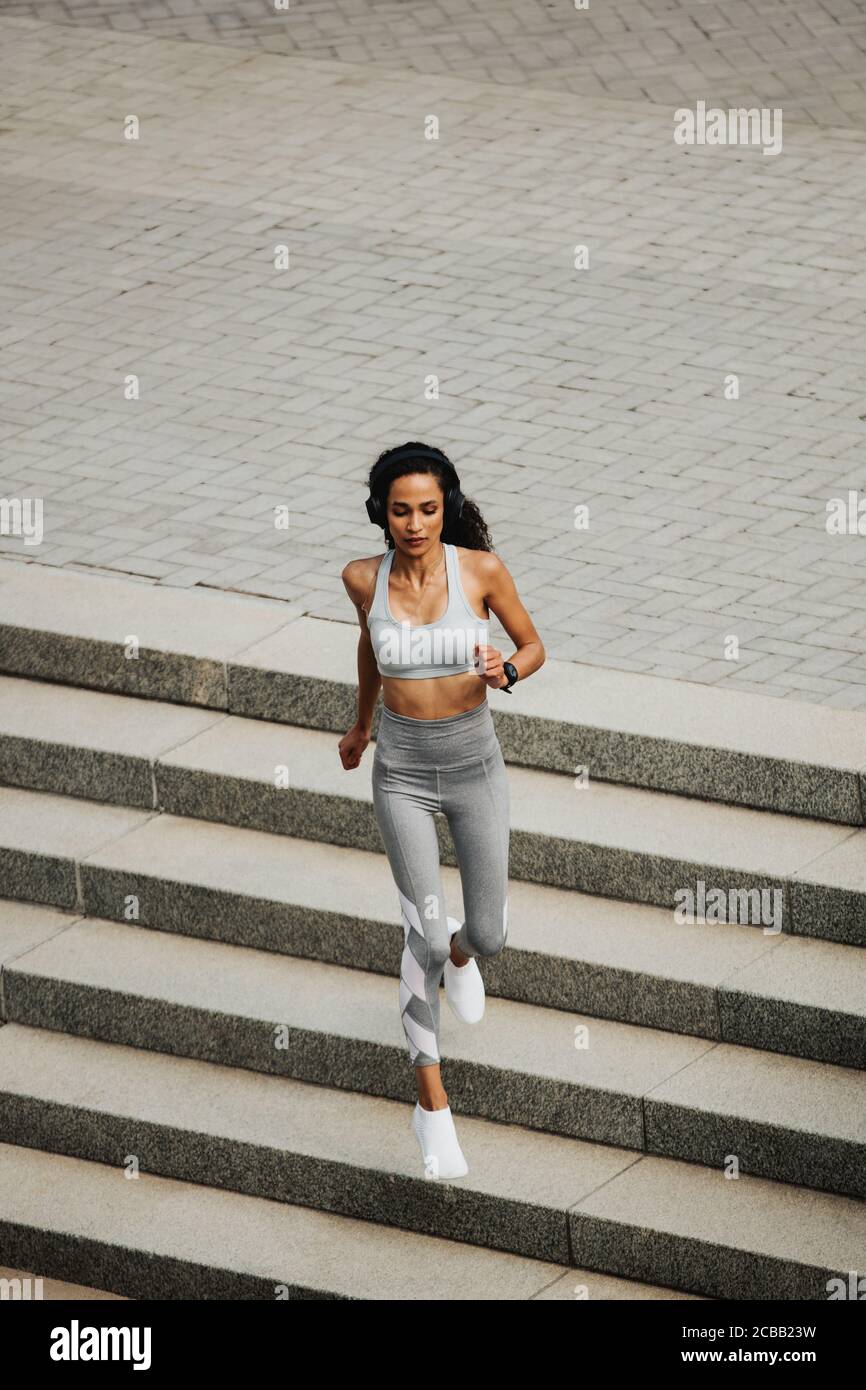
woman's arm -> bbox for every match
[341,559,383,733]
[476,551,546,689]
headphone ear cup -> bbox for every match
[366,494,382,525]
[447,487,465,527]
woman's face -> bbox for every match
[386,472,446,553]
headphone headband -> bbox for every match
[369,445,454,489]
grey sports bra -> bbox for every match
[365,543,489,680]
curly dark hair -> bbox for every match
[367,441,494,551]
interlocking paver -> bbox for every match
[1,9,866,704]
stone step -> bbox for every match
[3,561,865,824]
[2,797,865,1071]
[0,675,863,944]
[0,675,223,808]
[0,1140,582,1301]
[3,1023,863,1301]
[3,903,865,1202]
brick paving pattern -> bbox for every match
[1,0,866,129]
[1,6,865,705]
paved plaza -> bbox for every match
[3,0,866,128]
[1,2,866,705]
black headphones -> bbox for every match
[366,444,466,531]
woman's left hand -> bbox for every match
[474,643,508,689]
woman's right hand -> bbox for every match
[339,722,371,770]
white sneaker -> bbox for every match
[411,1101,469,1179]
[444,916,485,1023]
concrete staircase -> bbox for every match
[0,559,865,1300]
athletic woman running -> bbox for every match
[338,442,545,1179]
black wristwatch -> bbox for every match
[500,661,519,693]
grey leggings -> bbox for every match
[371,697,510,1069]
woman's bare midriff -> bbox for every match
[381,670,489,720]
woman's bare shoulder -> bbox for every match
[341,554,385,606]
[454,546,505,582]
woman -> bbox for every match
[339,442,545,1179]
